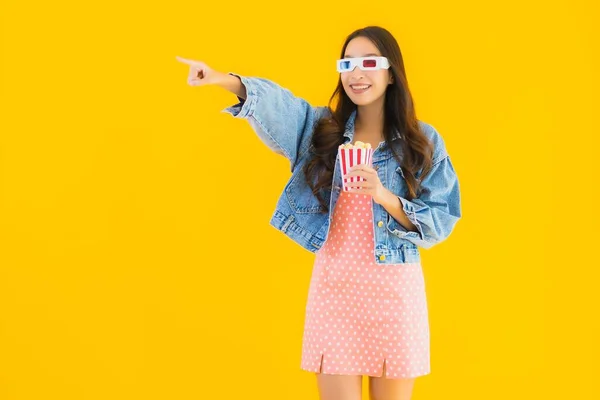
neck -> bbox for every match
[354,101,385,140]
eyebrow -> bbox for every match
[343,53,380,58]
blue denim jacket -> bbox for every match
[222,73,462,264]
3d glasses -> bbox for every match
[336,56,390,73]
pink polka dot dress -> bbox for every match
[300,191,431,379]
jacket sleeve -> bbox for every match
[386,154,462,249]
[221,73,326,172]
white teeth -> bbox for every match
[351,85,370,89]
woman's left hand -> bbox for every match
[343,164,388,205]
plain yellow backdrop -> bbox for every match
[1,0,599,399]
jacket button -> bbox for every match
[379,255,386,261]
[374,166,379,171]
[377,221,384,228]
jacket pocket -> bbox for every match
[285,170,326,214]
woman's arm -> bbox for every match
[386,154,462,249]
[177,56,327,172]
[214,72,247,100]
[378,190,419,232]
[220,73,328,172]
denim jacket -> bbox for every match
[222,73,462,264]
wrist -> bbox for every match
[376,186,395,207]
[213,71,231,87]
[215,72,247,100]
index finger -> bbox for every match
[176,56,196,65]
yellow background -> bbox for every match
[1,0,599,399]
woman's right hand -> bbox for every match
[176,56,224,87]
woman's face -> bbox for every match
[340,37,393,107]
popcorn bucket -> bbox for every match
[338,144,374,192]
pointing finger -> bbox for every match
[176,56,196,65]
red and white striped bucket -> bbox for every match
[338,146,374,191]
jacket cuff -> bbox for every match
[386,196,425,241]
[220,73,256,119]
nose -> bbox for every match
[349,66,365,80]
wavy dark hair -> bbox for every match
[303,26,434,213]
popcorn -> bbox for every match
[339,141,372,150]
[338,141,374,192]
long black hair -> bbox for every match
[303,25,434,213]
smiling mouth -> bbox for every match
[350,84,371,93]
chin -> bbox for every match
[344,88,383,107]
[348,96,377,106]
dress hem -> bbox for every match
[300,351,431,379]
